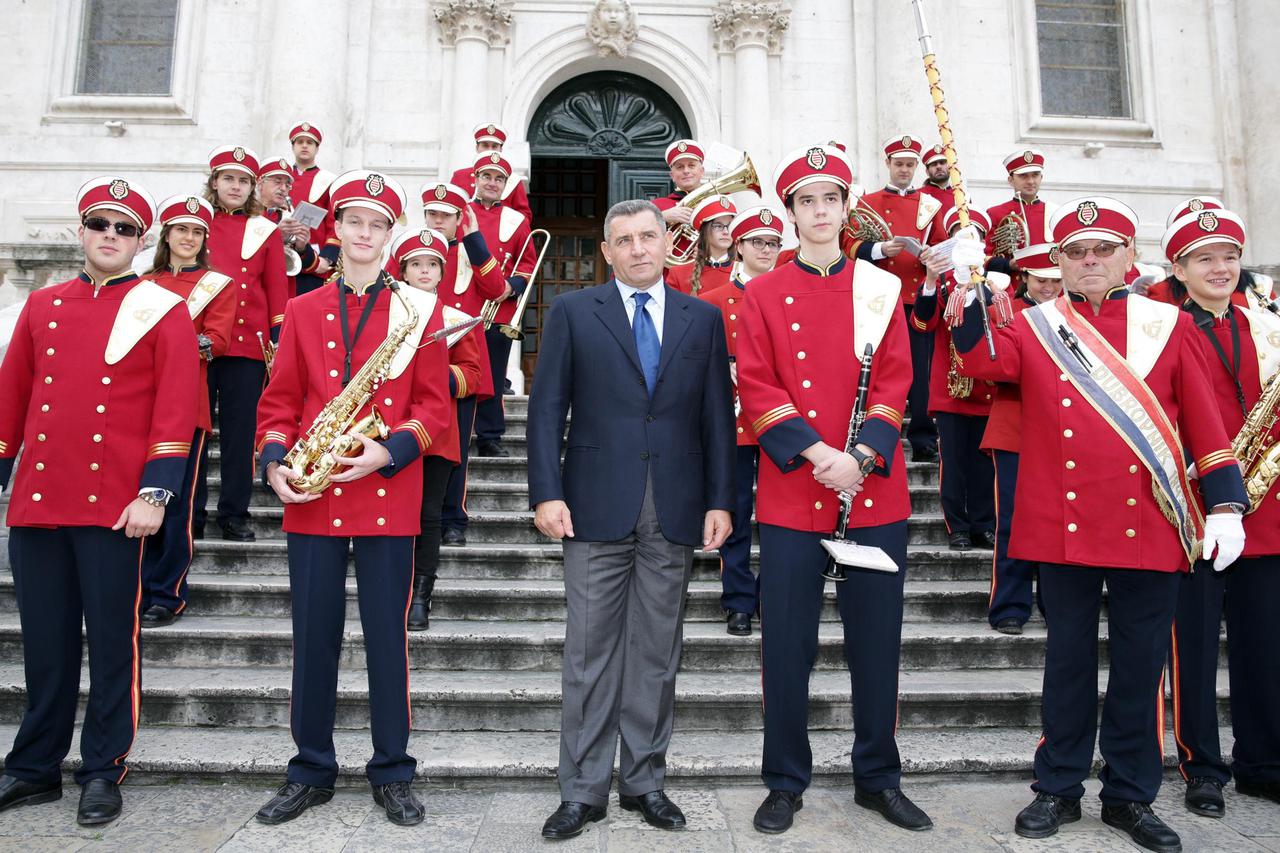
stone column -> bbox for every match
[1234,0,1279,267]
[713,2,791,178]
[433,0,514,178]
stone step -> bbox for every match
[0,722,1224,786]
[0,664,1229,734]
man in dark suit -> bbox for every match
[528,198,736,840]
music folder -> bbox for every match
[291,201,326,230]
[820,539,900,573]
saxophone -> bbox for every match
[284,274,420,494]
[946,341,973,398]
[1232,368,1280,514]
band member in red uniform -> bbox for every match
[912,207,997,552]
[984,149,1054,257]
[653,139,705,228]
[667,195,737,296]
[388,228,486,630]
[448,123,532,222]
[140,195,236,628]
[1161,208,1280,816]
[700,205,783,636]
[254,170,450,827]
[0,177,198,827]
[738,145,931,835]
[953,196,1248,852]
[195,145,289,543]
[287,121,339,295]
[919,144,956,243]
[983,243,1062,635]
[469,152,534,458]
[257,157,323,297]
[859,134,942,462]
[418,181,505,546]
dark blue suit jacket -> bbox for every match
[527,281,736,546]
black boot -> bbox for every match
[407,574,436,632]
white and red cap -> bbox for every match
[289,121,322,144]
[208,145,261,178]
[256,156,293,181]
[942,205,991,236]
[690,195,737,232]
[328,170,407,222]
[1049,196,1137,247]
[827,140,849,153]
[391,228,448,268]
[1013,243,1062,278]
[473,122,508,146]
[730,206,785,243]
[774,144,853,200]
[1003,148,1045,175]
[77,176,156,232]
[420,181,469,214]
[156,194,214,230]
[923,143,949,165]
[1162,209,1246,262]
[1164,196,1224,228]
[472,152,512,178]
[665,139,704,167]
[883,134,924,160]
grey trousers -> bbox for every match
[557,477,695,805]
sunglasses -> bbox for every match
[83,216,142,238]
[1061,242,1121,260]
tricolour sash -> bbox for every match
[1025,294,1204,562]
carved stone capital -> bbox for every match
[712,1,791,55]
[432,0,514,47]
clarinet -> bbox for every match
[822,344,876,582]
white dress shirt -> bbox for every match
[615,279,666,343]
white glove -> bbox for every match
[951,234,985,277]
[1201,512,1245,572]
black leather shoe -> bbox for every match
[76,779,122,826]
[948,531,971,551]
[372,780,424,826]
[912,445,939,463]
[995,618,1024,635]
[753,790,802,834]
[1236,778,1280,803]
[475,441,509,457]
[1015,792,1081,838]
[619,790,685,830]
[971,530,997,549]
[541,801,606,839]
[407,574,435,632]
[854,787,932,831]
[442,528,466,547]
[1185,777,1224,817]
[1101,802,1181,852]
[0,775,61,812]
[141,605,179,628]
[727,612,752,636]
[218,517,256,542]
[255,781,335,825]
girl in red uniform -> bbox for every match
[666,195,737,296]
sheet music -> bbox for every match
[291,201,326,230]
[821,539,900,573]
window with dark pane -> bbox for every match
[76,0,179,95]
[1035,0,1131,118]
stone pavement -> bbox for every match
[1,775,1277,852]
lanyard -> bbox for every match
[1191,303,1246,418]
[337,275,383,385]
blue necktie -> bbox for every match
[632,291,660,396]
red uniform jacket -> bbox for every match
[911,276,996,417]
[919,183,956,244]
[149,267,237,432]
[983,196,1051,257]
[652,190,686,212]
[667,259,732,297]
[207,210,290,355]
[0,272,199,526]
[858,188,937,304]
[955,289,1244,571]
[980,295,1037,454]
[700,277,756,446]
[429,302,487,465]
[1185,303,1280,556]
[450,167,532,222]
[471,200,535,326]
[255,281,452,536]
[738,255,913,532]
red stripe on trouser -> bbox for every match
[171,430,208,611]
[401,554,413,728]
[1169,624,1193,778]
[113,541,145,783]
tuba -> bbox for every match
[1232,368,1280,514]
[665,154,761,267]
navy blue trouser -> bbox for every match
[415,454,456,584]
[720,445,759,615]
[759,521,907,794]
[195,356,266,528]
[442,396,478,533]
[988,449,1040,627]
[142,428,205,614]
[934,412,994,537]
[285,533,415,788]
[1171,554,1280,786]
[5,526,142,785]
[474,327,512,444]
[902,303,936,452]
[1034,564,1180,805]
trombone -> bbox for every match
[480,228,550,340]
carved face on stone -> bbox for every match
[587,0,637,56]
[599,0,626,31]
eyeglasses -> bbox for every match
[83,216,142,238]
[747,237,782,251]
[707,222,730,233]
[1061,242,1121,261]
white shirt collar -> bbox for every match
[615,278,666,309]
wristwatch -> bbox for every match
[138,488,172,508]
[848,446,877,475]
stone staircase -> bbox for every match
[0,396,1229,784]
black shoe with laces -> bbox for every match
[255,781,334,825]
[853,786,932,831]
[1101,801,1181,853]
[1014,792,1081,838]
[372,780,424,826]
[753,790,802,834]
[1184,777,1224,817]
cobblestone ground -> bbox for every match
[0,775,1276,852]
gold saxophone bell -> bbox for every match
[665,154,761,267]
